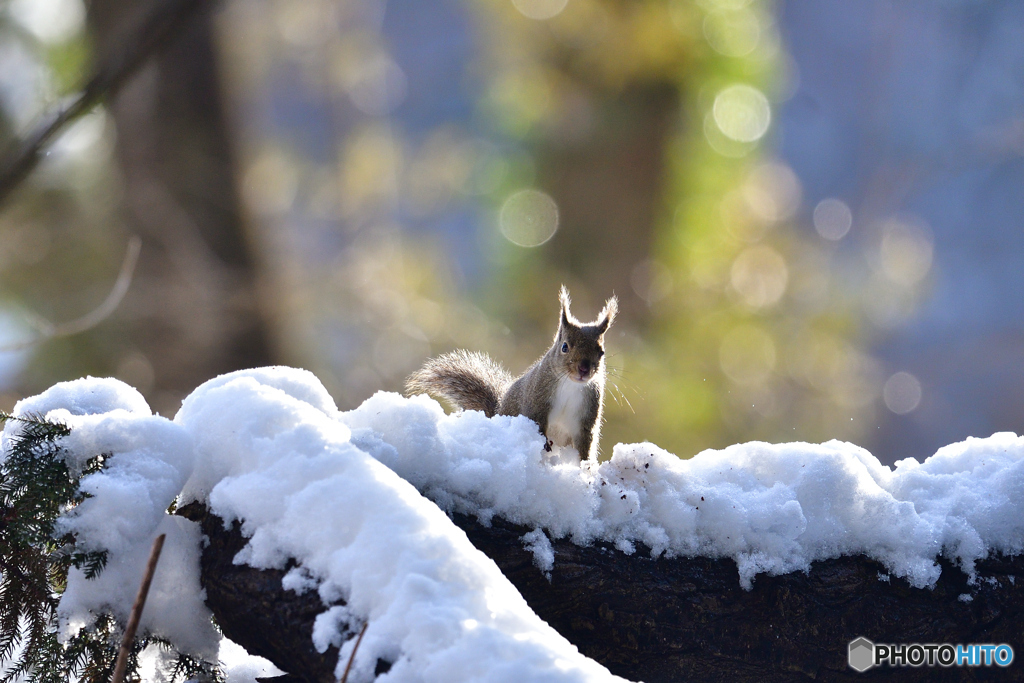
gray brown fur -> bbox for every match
[405,286,617,461]
[406,349,513,417]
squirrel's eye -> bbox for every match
[561,342,569,353]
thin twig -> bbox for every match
[0,235,142,352]
[339,621,369,683]
[0,0,211,207]
[111,532,166,683]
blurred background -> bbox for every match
[0,0,1022,465]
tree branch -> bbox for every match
[177,502,344,683]
[0,236,141,352]
[178,502,1024,682]
[111,533,166,683]
[0,0,214,207]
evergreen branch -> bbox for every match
[0,410,220,681]
[70,549,108,580]
[150,637,224,683]
[0,410,71,436]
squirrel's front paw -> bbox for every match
[544,439,553,452]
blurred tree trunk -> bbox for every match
[541,83,678,324]
[85,0,273,414]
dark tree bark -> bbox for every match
[178,503,1024,683]
[178,502,342,683]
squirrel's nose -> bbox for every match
[579,359,592,375]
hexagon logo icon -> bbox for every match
[848,637,875,672]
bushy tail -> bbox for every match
[406,350,512,417]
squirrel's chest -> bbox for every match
[546,377,587,448]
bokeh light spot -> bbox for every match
[698,0,754,10]
[883,371,922,415]
[742,161,801,223]
[512,0,570,21]
[703,9,761,57]
[630,259,674,304]
[731,245,788,309]
[243,151,299,215]
[9,0,84,44]
[703,112,757,157]
[879,218,933,286]
[500,189,559,247]
[339,126,403,218]
[115,352,155,395]
[862,278,916,329]
[713,84,771,143]
[813,198,852,240]
[720,325,776,385]
[347,56,408,116]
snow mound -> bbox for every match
[9,375,150,419]
[344,390,1024,589]
[16,367,1024,681]
[175,368,623,682]
[6,377,217,658]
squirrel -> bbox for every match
[406,286,617,462]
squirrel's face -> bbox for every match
[557,327,606,383]
[555,287,617,383]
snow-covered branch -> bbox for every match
[3,367,1023,681]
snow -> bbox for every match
[175,368,620,682]
[218,639,285,682]
[520,529,554,579]
[136,638,282,682]
[343,390,1024,589]
[3,378,217,657]
[10,371,623,682]
[6,367,1024,680]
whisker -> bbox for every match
[606,379,638,414]
[618,390,635,414]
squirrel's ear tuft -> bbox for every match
[597,295,618,333]
[558,285,573,328]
